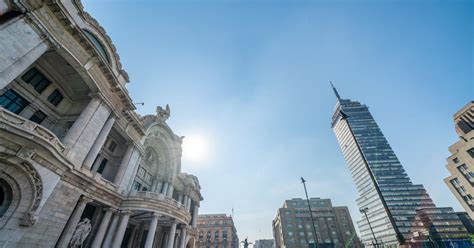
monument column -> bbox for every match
[91,208,115,248]
[111,210,131,247]
[56,196,92,248]
[144,213,160,248]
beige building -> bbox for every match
[0,0,202,247]
[445,101,474,219]
[196,214,239,248]
[272,198,360,248]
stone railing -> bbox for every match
[125,190,190,223]
[0,107,66,154]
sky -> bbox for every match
[83,0,473,242]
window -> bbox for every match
[47,89,64,106]
[0,89,29,114]
[21,68,51,93]
[96,158,108,174]
[29,110,47,124]
[467,148,474,158]
[108,141,117,153]
[132,181,142,191]
[83,30,110,63]
[453,158,460,163]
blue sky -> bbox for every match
[83,0,472,242]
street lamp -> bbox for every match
[360,207,378,248]
[301,177,319,248]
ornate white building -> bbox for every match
[0,0,203,247]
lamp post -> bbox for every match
[301,177,319,248]
[360,207,378,248]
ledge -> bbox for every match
[124,191,191,224]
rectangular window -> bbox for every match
[0,89,29,114]
[467,148,474,159]
[47,89,64,106]
[108,141,117,153]
[132,181,142,191]
[29,110,47,124]
[21,67,51,93]
[96,158,108,174]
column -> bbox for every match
[126,226,138,248]
[83,115,116,169]
[144,213,159,248]
[183,195,188,208]
[0,17,48,89]
[56,196,91,248]
[178,226,187,248]
[91,155,105,172]
[113,143,135,185]
[132,223,145,248]
[62,96,101,148]
[191,206,199,228]
[167,221,178,248]
[111,211,131,247]
[102,213,120,247]
[186,197,192,212]
[155,181,163,193]
[91,208,114,248]
[162,182,169,195]
[167,185,174,198]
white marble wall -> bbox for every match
[0,17,48,90]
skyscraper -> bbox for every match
[330,84,470,247]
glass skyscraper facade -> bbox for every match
[330,86,469,247]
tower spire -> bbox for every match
[330,81,341,100]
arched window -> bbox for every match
[83,30,110,63]
[0,179,13,217]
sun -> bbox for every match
[182,135,209,163]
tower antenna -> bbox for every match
[330,81,341,100]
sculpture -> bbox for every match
[241,238,252,248]
[69,218,92,247]
[156,104,171,122]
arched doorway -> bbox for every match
[0,178,13,217]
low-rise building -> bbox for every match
[254,239,274,248]
[196,214,239,248]
[272,198,360,248]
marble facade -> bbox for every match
[0,0,203,247]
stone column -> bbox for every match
[113,143,135,185]
[56,196,92,248]
[144,213,159,248]
[183,195,188,207]
[82,115,116,169]
[186,197,192,212]
[0,17,48,90]
[126,226,138,248]
[167,185,174,198]
[178,194,184,205]
[62,96,101,148]
[102,213,120,247]
[133,223,145,248]
[162,182,169,195]
[191,206,199,228]
[91,155,105,172]
[155,181,163,194]
[111,211,131,247]
[178,226,187,248]
[91,208,114,248]
[167,221,178,248]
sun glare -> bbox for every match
[182,135,209,163]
